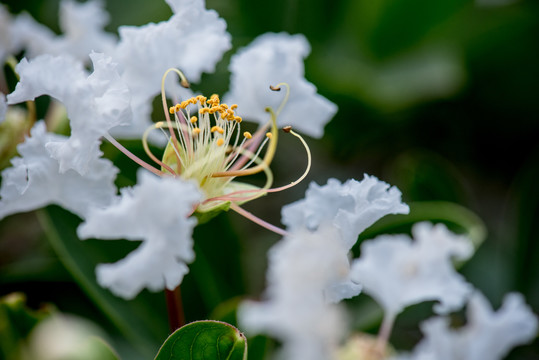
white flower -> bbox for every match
[0,121,118,220]
[7,53,131,175]
[280,175,409,303]
[403,291,538,360]
[77,170,203,299]
[238,224,347,360]
[0,5,24,64]
[351,222,474,318]
[11,0,116,63]
[223,32,337,138]
[109,0,231,140]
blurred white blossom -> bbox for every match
[0,121,118,220]
[351,222,474,318]
[12,0,116,62]
[224,32,337,138]
[281,175,409,302]
[77,170,203,299]
[7,52,131,175]
[396,291,538,360]
[239,224,347,360]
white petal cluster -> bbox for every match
[10,0,116,63]
[109,0,231,139]
[77,170,203,299]
[351,222,474,318]
[239,224,347,360]
[0,122,118,220]
[282,175,410,249]
[401,291,538,360]
[0,5,24,64]
[223,32,337,138]
[7,53,131,175]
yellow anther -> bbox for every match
[231,104,238,110]
[221,104,228,109]
[243,131,252,139]
[216,138,225,146]
[180,100,188,108]
[266,132,273,139]
[169,106,175,114]
[211,126,224,134]
[199,108,208,114]
[192,127,201,135]
[175,104,181,112]
[190,116,197,123]
[234,116,242,123]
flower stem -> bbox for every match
[375,313,395,357]
[165,286,186,332]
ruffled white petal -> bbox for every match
[0,5,25,63]
[109,0,231,140]
[351,222,474,318]
[77,170,203,299]
[0,121,118,220]
[7,53,131,175]
[282,175,410,249]
[223,32,337,138]
[11,0,115,63]
[238,224,347,360]
[281,175,408,303]
[405,291,538,360]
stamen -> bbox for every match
[243,131,252,139]
[230,203,288,236]
[270,82,290,116]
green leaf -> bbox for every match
[155,320,247,360]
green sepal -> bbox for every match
[195,181,266,224]
[154,320,247,360]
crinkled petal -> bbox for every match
[406,291,538,360]
[223,32,337,138]
[11,0,115,63]
[350,222,474,317]
[110,0,230,140]
[77,170,203,299]
[0,5,25,63]
[0,121,118,220]
[238,225,347,360]
[7,53,131,174]
[282,175,410,249]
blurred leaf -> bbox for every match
[154,320,247,360]
[357,201,487,251]
[37,206,168,359]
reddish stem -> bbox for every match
[165,286,186,332]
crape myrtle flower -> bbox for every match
[350,222,474,318]
[109,0,231,140]
[0,121,118,220]
[7,52,131,175]
[394,291,538,360]
[11,0,116,63]
[78,170,203,299]
[281,176,410,303]
[75,74,314,298]
[224,32,337,138]
[238,224,347,360]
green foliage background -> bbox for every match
[1,0,538,359]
